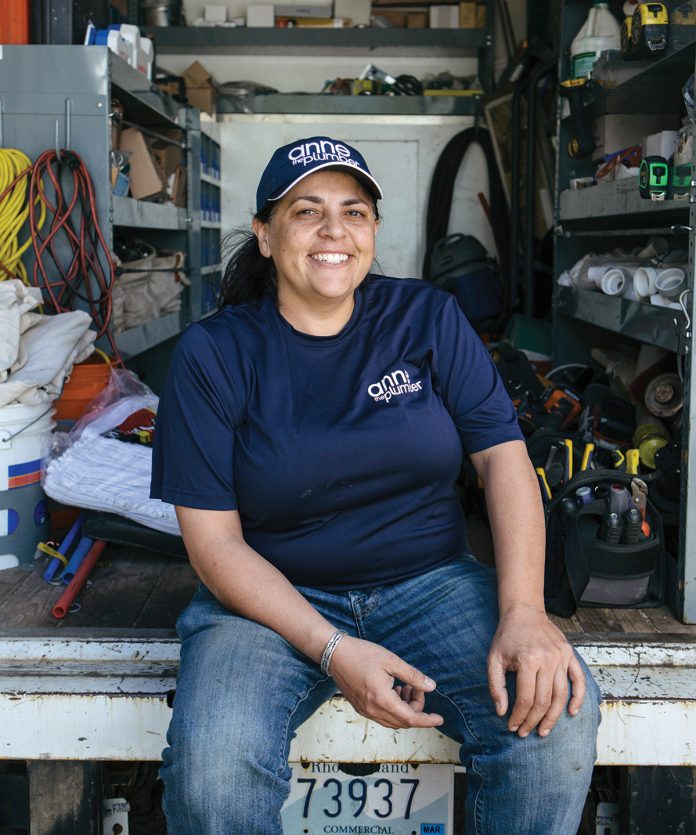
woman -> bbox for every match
[151,135,601,834]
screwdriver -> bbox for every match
[563,438,574,482]
[535,467,552,504]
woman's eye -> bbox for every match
[297,208,316,216]
[346,210,365,218]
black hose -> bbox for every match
[422,126,511,321]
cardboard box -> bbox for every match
[275,3,333,15]
[118,128,166,201]
[182,60,211,88]
[333,0,371,25]
[643,130,679,159]
[430,5,459,28]
[459,2,476,27]
[407,11,426,27]
[246,4,274,26]
[182,61,217,116]
[204,4,227,21]
[373,8,407,26]
[476,2,485,26]
[592,113,676,161]
[171,165,187,208]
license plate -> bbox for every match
[282,762,453,835]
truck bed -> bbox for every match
[0,546,695,766]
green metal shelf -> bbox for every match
[218,93,481,116]
[142,25,488,55]
[114,312,184,359]
[556,285,683,353]
[559,180,690,229]
[112,195,188,230]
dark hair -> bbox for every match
[218,203,275,308]
[218,193,381,309]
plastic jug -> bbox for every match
[571,2,621,79]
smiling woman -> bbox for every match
[150,135,601,835]
[253,170,379,335]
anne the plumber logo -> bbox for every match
[288,139,360,169]
[368,369,423,404]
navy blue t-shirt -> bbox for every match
[150,276,523,589]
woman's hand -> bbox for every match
[329,636,444,730]
[487,604,586,738]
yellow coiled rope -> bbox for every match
[0,148,45,283]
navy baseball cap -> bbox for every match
[256,136,383,213]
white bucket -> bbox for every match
[0,402,55,569]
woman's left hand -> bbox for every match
[487,603,586,738]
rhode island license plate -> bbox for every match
[281,762,453,835]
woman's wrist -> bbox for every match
[320,629,348,676]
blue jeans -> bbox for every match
[161,556,601,834]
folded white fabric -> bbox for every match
[0,309,96,408]
[0,280,43,382]
[43,394,180,536]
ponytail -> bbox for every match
[218,204,275,308]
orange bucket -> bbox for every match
[55,353,113,422]
[0,1,30,44]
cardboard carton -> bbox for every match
[182,61,217,116]
[119,128,166,201]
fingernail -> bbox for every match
[509,724,519,732]
[495,701,502,714]
[539,729,549,737]
[424,677,436,688]
[519,730,529,738]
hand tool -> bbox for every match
[622,507,643,544]
[626,448,640,475]
[559,78,595,158]
[536,467,552,503]
[600,512,623,545]
[631,478,651,537]
[580,442,595,471]
[563,438,574,482]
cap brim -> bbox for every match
[267,162,383,204]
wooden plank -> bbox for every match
[573,607,654,634]
[643,605,696,635]
[132,558,196,629]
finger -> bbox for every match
[400,684,413,703]
[516,666,556,738]
[537,666,569,737]
[407,687,426,713]
[388,657,436,693]
[508,667,537,732]
[487,653,508,717]
[377,689,443,729]
[393,685,402,698]
[567,653,586,716]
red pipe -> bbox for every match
[52,540,107,619]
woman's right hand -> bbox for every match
[328,636,444,730]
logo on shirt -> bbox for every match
[367,369,423,403]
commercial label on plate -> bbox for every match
[281,762,454,834]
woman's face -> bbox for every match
[253,169,379,316]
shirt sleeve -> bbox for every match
[150,323,239,510]
[433,294,524,454]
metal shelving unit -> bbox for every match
[0,46,206,360]
[145,3,497,105]
[217,93,481,116]
[553,3,696,622]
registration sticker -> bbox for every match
[282,762,453,834]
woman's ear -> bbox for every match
[252,217,271,258]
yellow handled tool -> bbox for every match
[626,448,640,475]
[580,442,595,472]
[535,468,552,503]
[563,439,574,481]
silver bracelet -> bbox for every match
[320,629,347,677]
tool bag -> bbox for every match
[544,469,665,617]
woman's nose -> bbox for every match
[319,210,345,237]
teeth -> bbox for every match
[312,253,349,264]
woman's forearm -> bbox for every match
[470,440,547,615]
[176,506,337,664]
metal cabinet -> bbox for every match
[0,45,206,361]
[553,4,696,621]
